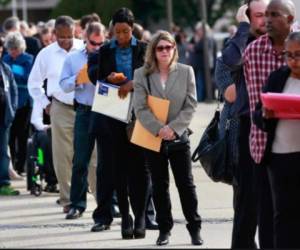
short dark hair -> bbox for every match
[55,16,74,29]
[112,8,135,27]
[2,16,20,32]
[80,13,101,30]
[86,22,105,37]
[286,31,300,44]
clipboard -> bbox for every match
[261,92,300,119]
[130,95,170,152]
[91,81,132,123]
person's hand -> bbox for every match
[224,84,236,103]
[107,72,127,84]
[262,108,275,119]
[43,125,51,131]
[236,4,250,23]
[118,80,133,99]
[45,103,51,115]
[158,125,176,140]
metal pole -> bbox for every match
[199,0,213,101]
[12,0,17,17]
[22,0,28,22]
[166,0,173,32]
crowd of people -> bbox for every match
[0,0,299,247]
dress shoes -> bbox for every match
[134,216,146,239]
[121,214,134,239]
[91,223,110,232]
[65,208,83,220]
[190,231,204,246]
[146,219,159,230]
[156,231,170,246]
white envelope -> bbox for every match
[91,81,132,123]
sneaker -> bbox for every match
[0,185,20,196]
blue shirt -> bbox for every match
[110,36,137,81]
[3,52,33,109]
[59,47,95,106]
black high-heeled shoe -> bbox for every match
[121,214,134,239]
[156,231,170,246]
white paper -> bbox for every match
[91,81,132,123]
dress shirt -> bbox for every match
[59,47,95,106]
[243,34,285,164]
[110,36,137,81]
[28,39,83,108]
[30,99,48,131]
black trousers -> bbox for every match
[33,130,57,185]
[145,142,201,233]
[268,152,300,249]
[9,104,32,173]
[231,116,258,248]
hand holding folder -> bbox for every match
[130,96,170,152]
[76,64,91,84]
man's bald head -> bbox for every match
[269,0,296,18]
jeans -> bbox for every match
[0,125,11,186]
[70,107,95,211]
[195,70,205,102]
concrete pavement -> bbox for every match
[0,102,234,248]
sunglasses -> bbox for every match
[89,39,103,46]
[156,45,175,52]
[283,51,300,61]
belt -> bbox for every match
[52,97,73,108]
[76,103,92,112]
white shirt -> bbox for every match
[272,77,300,153]
[30,99,49,131]
[28,39,84,107]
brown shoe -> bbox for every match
[63,205,71,213]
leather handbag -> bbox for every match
[191,109,233,185]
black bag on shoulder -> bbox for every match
[191,108,233,185]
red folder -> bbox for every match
[261,92,300,119]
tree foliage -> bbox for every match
[51,0,242,28]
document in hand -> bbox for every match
[261,92,300,119]
[76,64,91,84]
[92,81,132,123]
[130,96,170,152]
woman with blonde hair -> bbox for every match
[133,30,203,246]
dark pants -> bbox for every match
[231,116,258,248]
[0,125,11,186]
[33,130,57,185]
[145,142,201,233]
[268,152,300,248]
[9,104,32,174]
[109,118,148,224]
[70,106,95,211]
[256,160,274,249]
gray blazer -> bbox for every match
[133,63,197,137]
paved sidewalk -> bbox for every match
[0,102,234,248]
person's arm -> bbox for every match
[222,4,251,70]
[7,66,18,113]
[167,66,198,136]
[59,54,81,93]
[133,69,164,136]
[27,49,50,109]
[31,99,49,131]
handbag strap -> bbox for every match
[146,75,152,95]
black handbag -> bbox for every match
[162,128,192,155]
[191,108,233,185]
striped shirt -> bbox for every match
[243,34,286,164]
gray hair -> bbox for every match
[286,31,300,45]
[4,32,26,52]
[86,22,105,37]
[2,16,20,33]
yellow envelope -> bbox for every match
[76,64,91,84]
[131,95,170,152]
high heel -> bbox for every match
[121,214,134,239]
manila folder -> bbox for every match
[131,95,170,152]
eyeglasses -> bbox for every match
[156,45,175,52]
[283,51,300,61]
[88,39,103,47]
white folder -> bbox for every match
[91,81,132,123]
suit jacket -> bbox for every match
[0,61,18,128]
[133,63,197,137]
[87,39,147,134]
